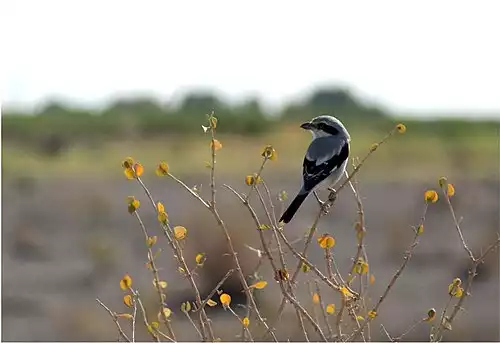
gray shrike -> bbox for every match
[279,115,350,223]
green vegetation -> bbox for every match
[2,87,498,180]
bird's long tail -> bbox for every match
[279,192,309,223]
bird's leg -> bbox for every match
[313,191,324,207]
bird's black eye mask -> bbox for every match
[316,122,340,135]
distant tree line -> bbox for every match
[2,86,496,156]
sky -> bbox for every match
[2,0,500,118]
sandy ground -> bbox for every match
[2,174,499,341]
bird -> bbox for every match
[279,115,350,224]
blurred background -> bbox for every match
[2,0,499,341]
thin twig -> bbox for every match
[393,318,425,341]
[96,298,131,342]
[314,281,334,340]
[380,324,394,342]
[183,310,203,340]
[442,188,475,261]
[195,269,234,312]
[132,297,137,342]
[348,204,428,341]
[227,306,255,342]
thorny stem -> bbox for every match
[348,204,429,341]
[227,306,254,342]
[133,211,176,340]
[255,187,310,341]
[134,173,212,341]
[130,289,162,342]
[335,299,346,340]
[183,311,203,340]
[262,180,279,228]
[346,168,372,341]
[442,188,476,262]
[432,186,500,341]
[434,237,500,341]
[224,184,319,341]
[132,296,137,342]
[314,281,334,340]
[96,298,131,342]
[167,119,279,342]
[194,269,234,312]
[393,318,425,342]
[246,158,266,201]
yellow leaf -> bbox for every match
[117,313,133,319]
[274,269,289,281]
[155,161,169,176]
[124,168,135,180]
[448,278,464,297]
[120,274,132,290]
[123,295,133,308]
[250,280,268,290]
[370,143,379,152]
[340,286,353,298]
[396,123,406,134]
[159,307,172,320]
[211,139,222,151]
[417,224,424,235]
[207,299,217,307]
[245,175,254,186]
[242,316,250,328]
[158,211,168,223]
[424,190,439,203]
[127,197,141,214]
[424,308,436,322]
[150,321,159,330]
[447,183,455,197]
[369,274,375,285]
[312,293,320,304]
[367,310,377,319]
[220,293,231,307]
[122,157,135,169]
[153,279,168,289]
[301,262,310,273]
[174,226,187,240]
[317,234,335,249]
[438,176,448,188]
[147,236,158,247]
[326,304,335,314]
[356,315,365,321]
[157,202,165,213]
[210,116,218,129]
[195,253,206,266]
[261,145,277,161]
[134,163,144,177]
[181,301,192,312]
[354,258,369,275]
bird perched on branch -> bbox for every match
[279,115,350,223]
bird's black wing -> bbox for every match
[302,137,349,193]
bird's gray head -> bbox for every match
[300,115,350,140]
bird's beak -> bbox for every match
[300,122,313,130]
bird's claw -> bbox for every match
[328,188,337,202]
